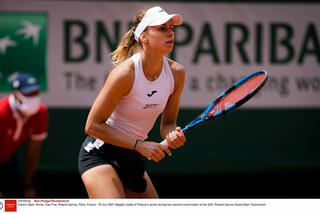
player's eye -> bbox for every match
[159,26,167,32]
[158,25,174,33]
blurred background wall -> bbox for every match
[0,0,319,198]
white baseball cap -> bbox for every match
[134,6,183,41]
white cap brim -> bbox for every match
[149,14,183,26]
[134,6,183,41]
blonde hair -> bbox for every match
[111,8,148,65]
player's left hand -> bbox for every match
[165,127,186,149]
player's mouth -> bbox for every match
[165,40,174,46]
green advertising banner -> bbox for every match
[0,12,47,91]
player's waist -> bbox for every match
[106,116,152,141]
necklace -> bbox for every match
[149,72,160,81]
[152,74,159,80]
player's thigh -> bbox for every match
[81,164,125,198]
[125,172,159,198]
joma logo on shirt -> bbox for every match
[147,90,157,97]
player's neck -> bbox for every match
[140,52,163,81]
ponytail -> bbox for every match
[111,7,148,65]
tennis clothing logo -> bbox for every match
[0,12,48,92]
[4,200,16,212]
[145,90,159,108]
[147,90,157,97]
[143,103,160,109]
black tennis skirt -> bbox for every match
[78,135,147,193]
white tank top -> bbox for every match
[106,53,174,140]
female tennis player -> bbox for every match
[78,6,186,198]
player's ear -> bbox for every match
[140,32,148,43]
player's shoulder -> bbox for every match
[166,58,185,73]
[166,58,185,82]
[104,57,135,96]
[109,57,135,80]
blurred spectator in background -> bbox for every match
[0,73,49,198]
